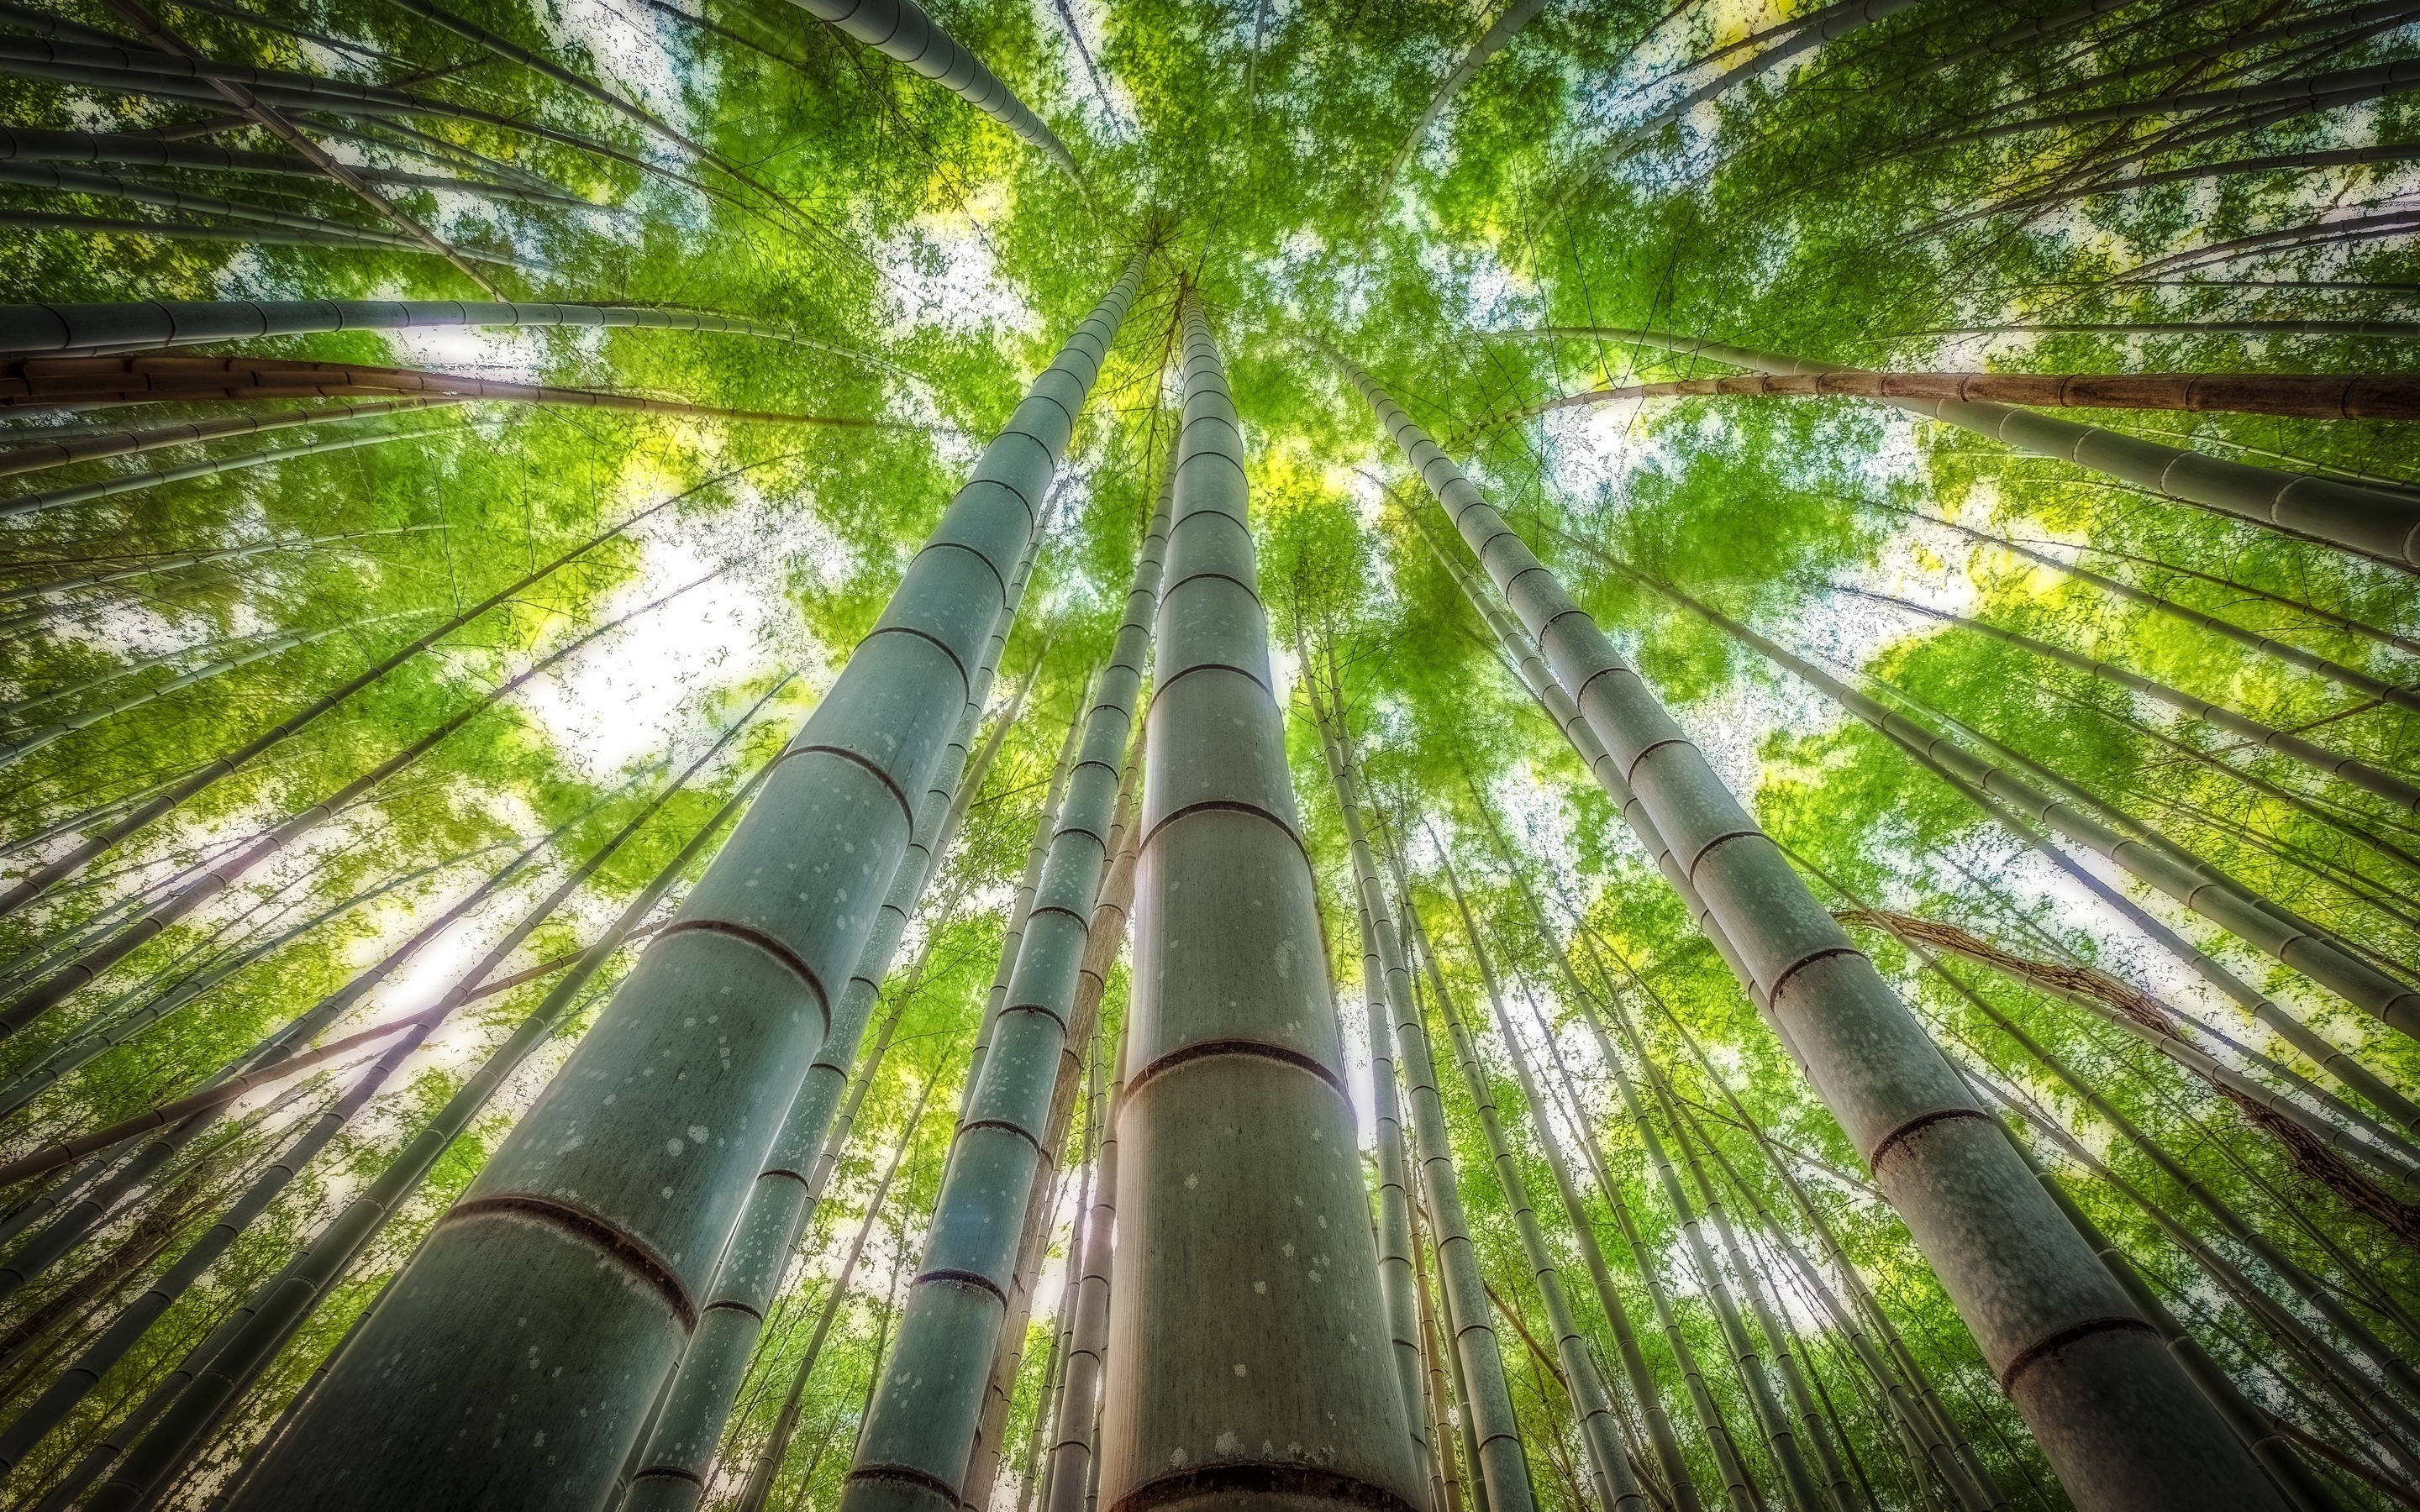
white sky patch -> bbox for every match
[878,200,1038,348]
[531,0,700,130]
[510,499,805,780]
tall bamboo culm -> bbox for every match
[839,333,1166,1512]
[1331,349,2285,1512]
[1302,663,1434,1495]
[1093,305,1426,1512]
[618,534,1046,1512]
[230,257,1146,1512]
[1429,856,1648,1512]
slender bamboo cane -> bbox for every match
[1305,673,1439,1499]
[782,0,1081,181]
[1413,1187,1474,1512]
[734,1066,946,1512]
[1455,811,1706,1512]
[1041,1006,1132,1512]
[1333,350,2278,1511]
[1597,984,2001,1512]
[839,373,1162,1512]
[1627,565,2420,1046]
[1332,744,1537,1512]
[1373,0,1548,207]
[1994,1113,2348,1511]
[616,528,1046,1512]
[1858,588,2420,811]
[0,423,465,523]
[0,296,898,368]
[962,705,1084,1120]
[0,124,596,206]
[1429,854,1649,1512]
[960,738,1146,1511]
[1887,507,2420,713]
[1644,1054,1861,1512]
[1498,370,2420,425]
[0,476,705,917]
[1562,968,1814,1512]
[0,355,879,427]
[1835,906,2420,1194]
[1528,944,1765,1512]
[0,573,714,1039]
[0,523,434,610]
[230,257,1145,1512]
[83,734,774,1512]
[1485,327,2420,570]
[1025,1037,1099,1512]
[90,0,502,294]
[0,612,435,767]
[1089,305,1427,1512]
[953,653,1151,1509]
[1844,887,2420,1436]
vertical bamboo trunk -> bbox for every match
[1999,1120,2346,1512]
[1323,726,1535,1512]
[1870,591,2420,815]
[0,578,706,1038]
[1427,859,1649,1512]
[1908,513,2420,720]
[1334,832,1443,1494]
[960,717,1153,1512]
[964,708,1086,1119]
[229,260,1145,1512]
[1964,1063,2420,1483]
[1433,847,1706,1511]
[1041,748,1155,1512]
[1563,978,1810,1512]
[1027,1036,1102,1512]
[618,537,1046,1512]
[1861,906,2420,1442]
[733,1067,944,1512]
[784,0,1082,181]
[1413,1194,1473,1512]
[1642,1058,1860,1512]
[74,750,771,1511]
[0,703,771,1473]
[840,365,1165,1512]
[1092,304,1426,1512]
[1334,352,2286,1512]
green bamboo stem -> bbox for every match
[615,520,1044,1512]
[0,421,462,523]
[1490,327,2420,570]
[1352,788,1539,1512]
[0,572,713,1038]
[0,697,765,1473]
[1429,852,1651,1512]
[1338,353,2262,1510]
[0,477,703,917]
[1306,673,1441,1504]
[733,1065,945,1512]
[1859,588,2420,812]
[85,739,773,1511]
[1088,305,1427,1512]
[1634,567,2420,1047]
[1889,507,2420,714]
[231,258,1144,1511]
[1567,967,1816,1512]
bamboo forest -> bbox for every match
[3,0,2420,1503]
